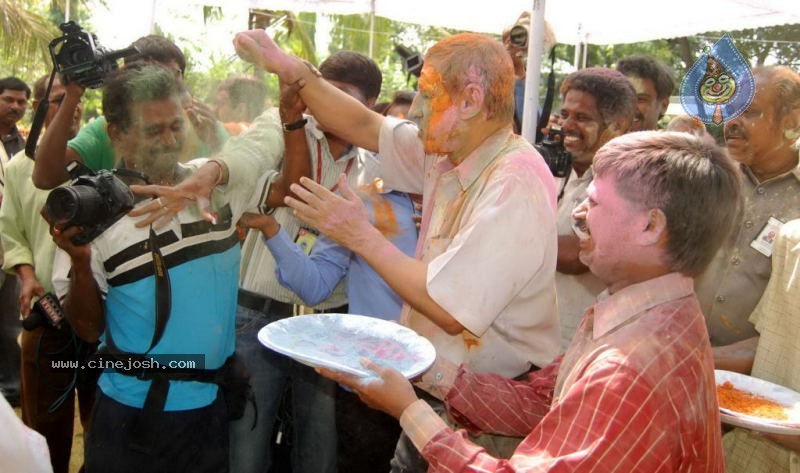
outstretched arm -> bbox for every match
[233,29,384,153]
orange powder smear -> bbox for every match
[717,381,790,420]
[360,178,399,238]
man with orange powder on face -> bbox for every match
[231,30,561,471]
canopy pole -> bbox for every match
[368,0,376,57]
[521,0,546,144]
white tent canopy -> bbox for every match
[201,0,799,140]
[221,0,800,44]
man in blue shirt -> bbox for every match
[50,64,279,473]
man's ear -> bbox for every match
[606,116,629,137]
[364,97,377,109]
[639,208,668,246]
[106,123,127,154]
[232,102,248,121]
[458,83,484,120]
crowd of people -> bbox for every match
[0,11,798,473]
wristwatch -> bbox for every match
[283,118,308,132]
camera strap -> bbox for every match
[535,46,558,144]
[25,69,58,159]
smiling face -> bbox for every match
[700,72,736,104]
[409,61,460,155]
[560,90,617,169]
[113,97,186,180]
[574,174,651,292]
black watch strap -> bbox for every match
[283,118,308,132]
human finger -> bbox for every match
[288,179,325,208]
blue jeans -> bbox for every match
[229,304,337,473]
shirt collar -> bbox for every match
[592,272,694,339]
[739,154,800,185]
[435,126,514,191]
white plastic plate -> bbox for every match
[258,313,436,379]
[716,370,800,435]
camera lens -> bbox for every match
[509,25,528,48]
[45,186,106,226]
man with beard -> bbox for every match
[553,67,636,349]
[49,64,278,473]
[616,55,674,132]
[0,76,31,407]
[695,66,800,371]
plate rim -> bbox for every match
[257,313,436,379]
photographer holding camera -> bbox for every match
[48,64,279,473]
[0,73,95,473]
[553,67,636,350]
[32,29,228,190]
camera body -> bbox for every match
[49,21,138,89]
[22,293,65,331]
[45,161,135,245]
[534,125,573,178]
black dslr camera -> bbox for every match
[44,161,135,245]
[22,293,65,331]
[534,125,573,178]
[49,21,138,89]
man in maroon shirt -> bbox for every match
[323,131,741,472]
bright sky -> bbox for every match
[87,0,332,71]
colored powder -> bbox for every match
[360,178,399,238]
[717,381,790,420]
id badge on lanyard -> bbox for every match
[295,227,318,255]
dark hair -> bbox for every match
[560,67,636,127]
[0,77,31,99]
[390,90,415,106]
[426,33,515,122]
[593,131,742,276]
[752,66,800,120]
[319,51,382,102]
[102,64,185,131]
[218,76,268,121]
[616,55,675,100]
[125,35,186,76]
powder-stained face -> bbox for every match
[575,174,650,292]
[723,75,788,169]
[410,61,460,155]
[116,97,186,179]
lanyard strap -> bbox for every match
[315,140,354,192]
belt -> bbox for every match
[237,289,348,316]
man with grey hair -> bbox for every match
[323,131,740,472]
[697,65,800,371]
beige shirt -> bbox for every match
[237,115,380,308]
[553,167,606,351]
[723,219,800,473]
[695,160,800,346]
[379,117,560,379]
